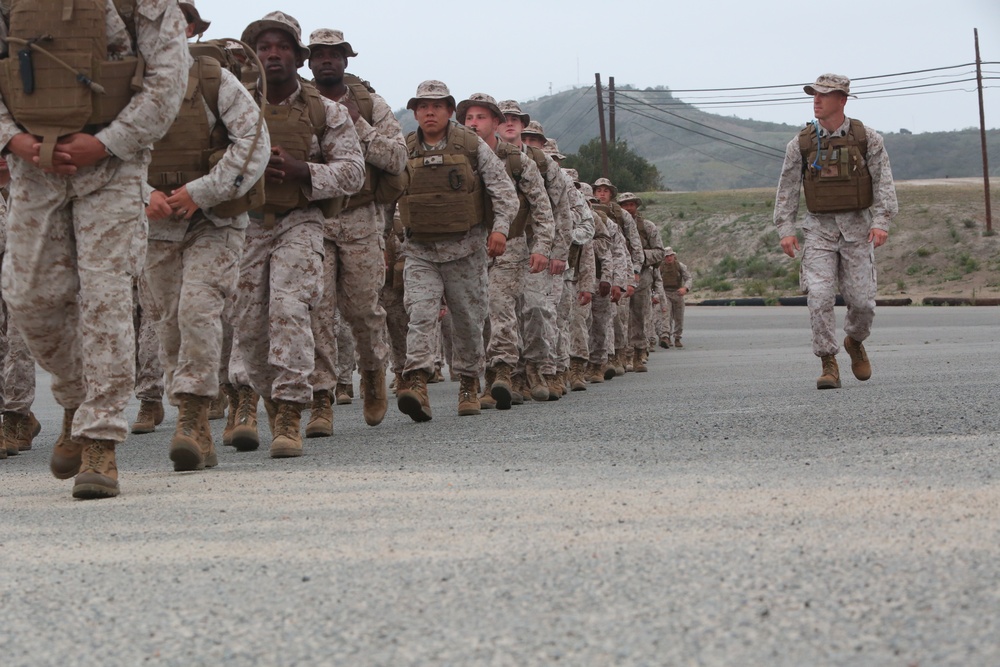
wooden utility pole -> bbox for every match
[595,73,609,178]
[609,76,616,144]
[975,28,993,233]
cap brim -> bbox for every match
[307,43,358,58]
[241,21,310,57]
[456,100,502,124]
[407,95,456,111]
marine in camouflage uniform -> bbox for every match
[140,1,270,470]
[618,192,664,371]
[658,248,692,347]
[498,108,573,400]
[458,94,553,410]
[774,73,897,389]
[584,185,628,382]
[231,13,365,456]
[0,0,189,497]
[306,29,405,434]
[396,81,518,421]
[379,207,409,392]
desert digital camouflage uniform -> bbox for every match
[379,209,409,385]
[140,50,269,453]
[658,249,692,344]
[234,83,365,406]
[333,307,356,397]
[307,30,405,427]
[401,126,518,382]
[0,188,38,457]
[0,0,189,496]
[553,170,596,377]
[774,117,896,358]
[619,195,665,351]
[587,194,627,375]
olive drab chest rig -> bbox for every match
[660,260,681,289]
[0,0,145,167]
[798,118,873,214]
[399,121,485,241]
[147,39,265,218]
[491,139,530,239]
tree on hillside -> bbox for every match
[564,138,663,192]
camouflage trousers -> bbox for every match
[802,230,876,357]
[662,290,686,340]
[0,264,36,415]
[486,236,528,368]
[554,276,575,371]
[234,221,323,404]
[2,156,146,442]
[566,284,592,362]
[589,295,615,364]
[133,279,164,401]
[141,221,244,400]
[310,231,388,393]
[403,247,488,377]
[614,292,631,354]
[629,269,655,349]
[521,263,562,373]
[334,308,357,385]
[380,284,408,375]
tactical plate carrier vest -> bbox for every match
[257,81,342,220]
[340,74,407,211]
[660,260,681,289]
[492,140,530,239]
[0,0,143,167]
[399,122,485,240]
[798,118,873,214]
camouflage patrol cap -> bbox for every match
[542,138,565,160]
[664,246,676,256]
[618,192,642,206]
[497,100,530,125]
[593,177,618,197]
[456,93,503,124]
[241,11,309,56]
[307,29,358,58]
[521,120,546,140]
[563,168,580,183]
[407,80,456,111]
[578,182,595,200]
[804,73,856,98]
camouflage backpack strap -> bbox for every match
[299,80,328,140]
[194,55,226,147]
[523,144,547,176]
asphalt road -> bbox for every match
[2,306,998,666]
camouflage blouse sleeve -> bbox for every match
[517,156,554,258]
[477,138,518,237]
[865,126,898,232]
[773,136,804,239]
[96,0,190,159]
[355,92,406,176]
[308,97,366,200]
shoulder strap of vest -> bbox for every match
[299,81,328,139]
[523,144,547,174]
[405,131,420,157]
[797,123,815,157]
[848,118,868,158]
[449,122,480,168]
[343,74,375,125]
[496,140,523,180]
[196,56,223,119]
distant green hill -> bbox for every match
[396,87,1000,192]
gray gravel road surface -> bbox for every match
[2,306,998,666]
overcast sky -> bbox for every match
[201,0,1000,136]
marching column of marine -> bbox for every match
[0,1,685,500]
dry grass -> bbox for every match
[639,179,1000,301]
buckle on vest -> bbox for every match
[422,155,443,166]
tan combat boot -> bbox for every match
[586,361,604,384]
[50,408,83,479]
[544,373,562,401]
[480,367,497,410]
[334,382,353,405]
[511,372,527,405]
[659,337,672,349]
[131,399,164,434]
[569,358,588,391]
[72,438,119,499]
[230,385,260,451]
[208,390,228,421]
[674,336,684,349]
[603,360,617,381]
[305,390,333,438]
[624,348,633,373]
[525,361,550,402]
[1,412,22,456]
[362,368,388,426]
[490,363,513,411]
[633,347,648,373]
[390,372,402,396]
[458,375,481,416]
[262,396,278,434]
[844,336,872,381]
[612,350,626,376]
[169,394,213,471]
[269,401,304,458]
[817,355,842,390]
[221,383,239,446]
[397,369,432,422]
